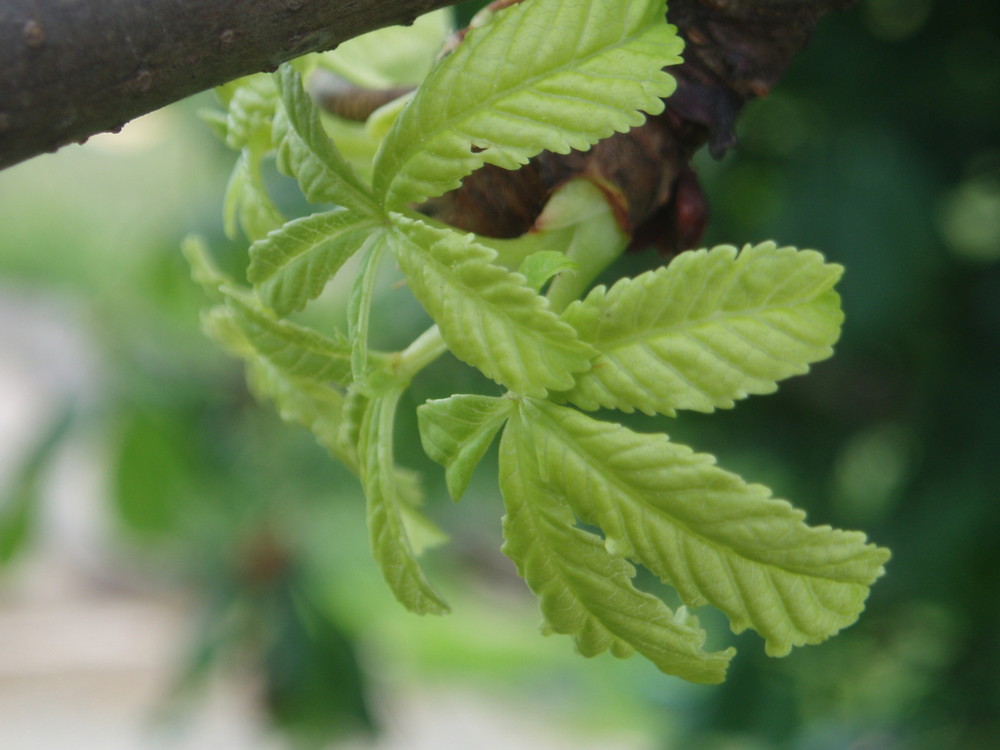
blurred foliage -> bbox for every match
[0,0,998,748]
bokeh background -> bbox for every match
[1,0,997,748]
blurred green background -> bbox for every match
[0,0,997,748]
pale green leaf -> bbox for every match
[373,0,682,208]
[314,9,451,88]
[201,306,355,469]
[499,416,733,683]
[347,232,389,383]
[247,210,378,317]
[359,389,450,615]
[388,214,595,396]
[518,251,578,292]
[222,290,353,388]
[560,242,845,416]
[215,76,286,241]
[202,305,447,568]
[224,74,279,153]
[273,65,381,216]
[517,399,891,656]
[417,394,514,501]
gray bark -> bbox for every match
[0,0,462,170]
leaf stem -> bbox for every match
[394,325,448,380]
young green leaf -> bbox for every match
[359,389,450,615]
[347,232,389,384]
[325,386,442,548]
[224,74,279,152]
[201,306,356,470]
[217,75,286,241]
[372,0,683,208]
[417,394,514,501]
[559,242,845,416]
[499,416,734,683]
[273,65,382,216]
[247,210,378,317]
[518,251,578,293]
[388,214,595,397]
[222,290,354,388]
[516,399,891,656]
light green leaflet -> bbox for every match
[417,395,514,501]
[499,415,734,683]
[186,237,355,465]
[560,242,845,416]
[187,235,355,389]
[388,214,595,397]
[518,251,578,293]
[372,0,682,208]
[514,398,891,656]
[248,210,380,317]
[359,389,450,615]
[200,306,354,470]
[222,290,354,388]
[273,65,382,217]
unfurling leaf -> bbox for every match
[515,399,891,656]
[518,251,578,293]
[560,242,844,416]
[388,214,595,397]
[499,414,734,683]
[223,74,279,153]
[219,75,285,241]
[417,395,514,501]
[373,0,682,208]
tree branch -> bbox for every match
[0,0,463,170]
[0,0,856,173]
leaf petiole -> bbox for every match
[393,325,449,381]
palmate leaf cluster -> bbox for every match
[189,0,888,684]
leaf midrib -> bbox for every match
[587,296,833,354]
[528,402,872,586]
